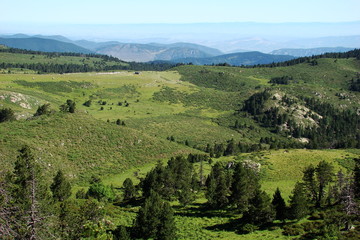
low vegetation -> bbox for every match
[1,48,360,239]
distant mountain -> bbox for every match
[95,42,222,62]
[173,51,295,66]
[0,37,93,54]
[149,42,223,56]
[270,47,355,57]
[74,40,120,51]
[209,35,360,53]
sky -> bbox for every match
[1,0,360,24]
[1,0,360,43]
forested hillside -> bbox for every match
[1,48,360,239]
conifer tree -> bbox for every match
[353,158,360,199]
[243,189,275,226]
[50,170,71,202]
[134,190,176,240]
[229,162,260,212]
[271,188,287,221]
[123,178,136,201]
[206,162,230,208]
[289,182,309,220]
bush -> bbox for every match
[0,108,15,122]
[87,182,116,202]
[241,224,259,233]
[282,224,305,236]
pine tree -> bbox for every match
[123,178,136,201]
[206,162,230,208]
[354,158,360,199]
[50,170,71,202]
[134,190,176,240]
[0,108,15,122]
[271,188,287,221]
[10,146,48,239]
[315,161,334,207]
[34,103,52,117]
[229,162,260,212]
[289,182,309,220]
[243,189,275,226]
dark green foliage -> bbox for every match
[122,178,136,201]
[229,162,260,212]
[0,108,15,122]
[50,170,71,202]
[141,157,195,205]
[75,189,87,199]
[134,190,176,240]
[205,162,230,208]
[289,182,309,220]
[315,161,334,207]
[242,189,275,226]
[269,75,293,85]
[60,99,76,113]
[83,99,92,107]
[242,90,271,115]
[113,225,131,240]
[1,47,175,73]
[272,188,287,221]
[34,103,53,117]
[57,199,105,240]
[302,161,334,207]
[8,146,50,239]
[349,76,360,92]
[87,181,116,202]
[354,158,360,199]
[116,119,121,125]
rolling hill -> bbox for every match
[94,42,222,62]
[270,47,354,57]
[173,51,295,66]
[1,48,360,239]
[0,37,93,54]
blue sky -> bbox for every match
[1,0,360,24]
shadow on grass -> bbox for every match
[205,217,295,235]
[174,204,236,218]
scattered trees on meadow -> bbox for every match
[60,99,76,113]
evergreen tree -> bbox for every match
[34,103,52,117]
[134,190,176,240]
[0,108,15,122]
[229,162,260,212]
[271,188,287,221]
[289,182,309,220]
[123,178,136,201]
[243,189,275,226]
[205,162,230,208]
[50,170,71,202]
[315,161,334,207]
[60,99,76,113]
[9,146,49,239]
[113,225,131,240]
[353,158,360,199]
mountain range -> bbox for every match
[0,34,358,65]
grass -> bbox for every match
[0,52,128,67]
[1,54,360,239]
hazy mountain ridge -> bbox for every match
[0,37,93,54]
[270,47,355,57]
[172,51,295,66]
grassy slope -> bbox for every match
[1,54,360,239]
[0,51,128,68]
[0,112,197,184]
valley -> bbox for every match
[1,47,360,239]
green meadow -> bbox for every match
[1,53,360,239]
